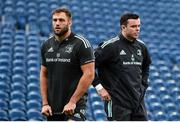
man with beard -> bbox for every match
[40,7,95,121]
[93,13,151,121]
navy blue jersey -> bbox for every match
[93,34,151,109]
[41,33,95,113]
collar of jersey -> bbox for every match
[53,32,75,44]
[119,34,136,44]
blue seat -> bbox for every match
[10,90,26,101]
[160,95,173,104]
[28,47,39,55]
[27,91,41,101]
[10,100,26,111]
[0,75,11,84]
[27,53,40,61]
[93,110,107,121]
[164,79,177,89]
[3,6,16,25]
[14,33,26,41]
[13,53,25,62]
[28,67,39,77]
[85,107,94,121]
[28,41,40,48]
[0,82,10,93]
[0,66,11,76]
[0,100,8,111]
[16,7,26,29]
[12,66,26,76]
[0,109,9,121]
[27,83,40,92]
[27,75,39,84]
[154,111,167,121]
[13,59,26,68]
[12,74,26,84]
[27,60,40,69]
[1,39,12,46]
[0,45,12,54]
[149,102,163,113]
[153,79,165,88]
[149,72,160,81]
[169,87,180,98]
[146,86,155,95]
[91,101,104,110]
[156,86,169,97]
[13,49,26,56]
[0,91,9,101]
[27,109,44,120]
[38,16,50,36]
[168,111,180,121]
[161,72,172,81]
[174,95,180,109]
[27,100,41,111]
[88,86,97,94]
[147,111,153,121]
[89,93,102,103]
[164,103,177,114]
[9,109,27,121]
[146,94,160,103]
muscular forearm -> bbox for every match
[40,66,48,105]
[69,63,95,104]
[70,72,94,104]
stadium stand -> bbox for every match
[0,0,180,121]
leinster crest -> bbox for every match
[65,45,73,53]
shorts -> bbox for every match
[104,99,148,121]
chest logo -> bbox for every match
[48,47,54,52]
[137,49,142,56]
[120,50,126,55]
[131,55,135,61]
[56,53,60,57]
[65,45,73,53]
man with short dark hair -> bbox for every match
[93,13,151,121]
[40,7,95,121]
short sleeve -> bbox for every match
[40,43,47,67]
[77,41,95,65]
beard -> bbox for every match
[54,26,69,37]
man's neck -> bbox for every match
[121,32,134,42]
[55,31,71,42]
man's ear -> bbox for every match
[122,25,126,29]
[69,19,72,26]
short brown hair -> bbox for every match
[120,13,139,26]
[51,7,72,19]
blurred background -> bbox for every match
[0,0,180,121]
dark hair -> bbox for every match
[51,7,72,19]
[120,13,139,26]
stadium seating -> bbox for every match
[0,0,180,121]
[27,109,44,120]
[0,110,9,121]
[9,109,27,121]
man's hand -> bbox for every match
[98,88,111,101]
[41,105,52,116]
[62,101,76,115]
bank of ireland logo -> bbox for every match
[65,45,73,53]
[56,53,60,57]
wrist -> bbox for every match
[69,98,76,104]
[42,103,49,107]
[95,84,103,92]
